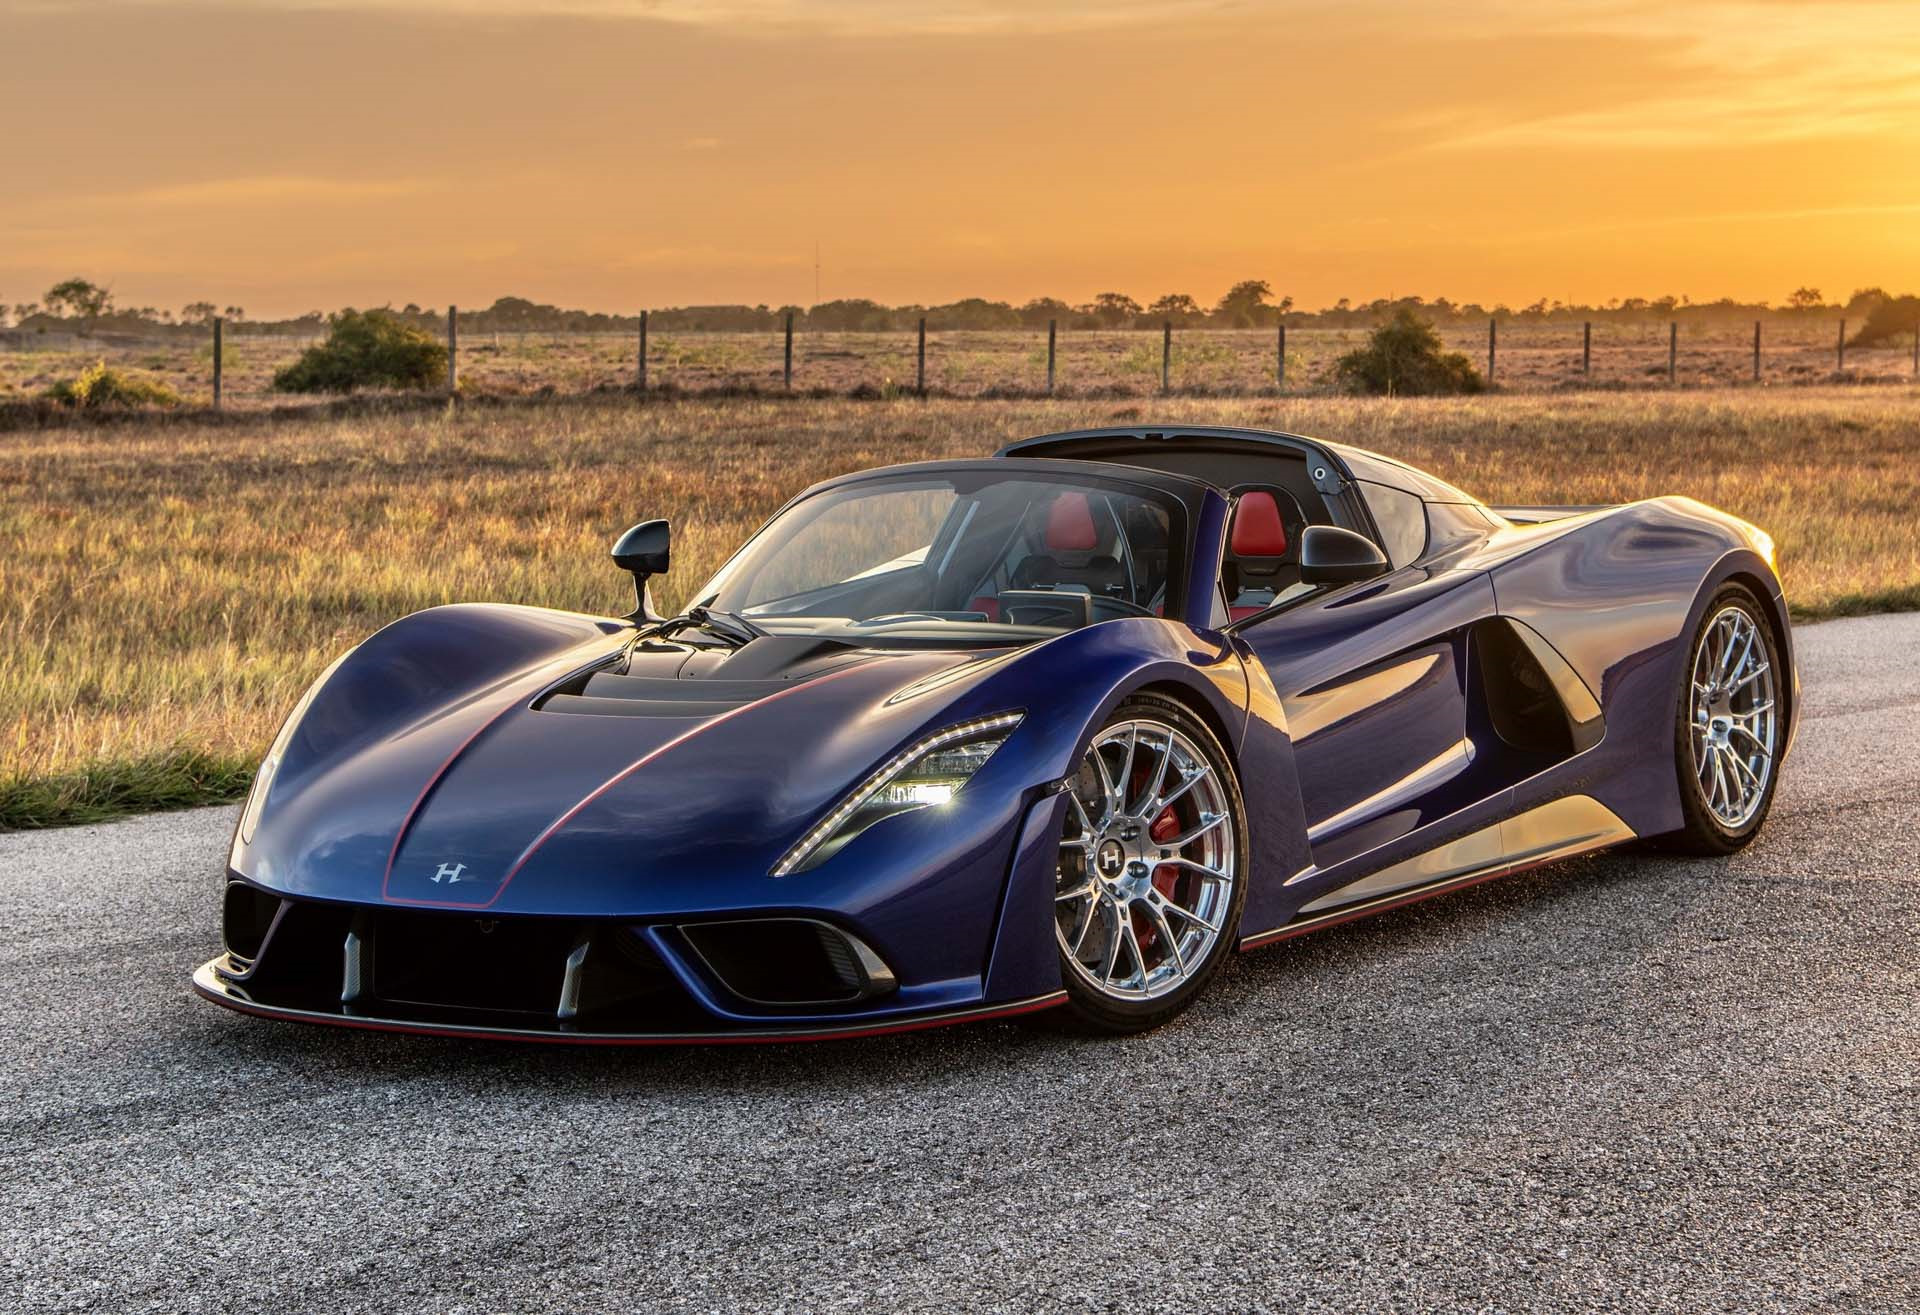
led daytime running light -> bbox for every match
[771,711,1023,876]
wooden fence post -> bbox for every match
[212,316,223,409]
[1277,322,1287,389]
[1046,319,1056,395]
[1161,321,1171,393]
[447,306,457,393]
[1837,318,1846,372]
[1753,321,1762,382]
[1668,321,1677,385]
[638,310,648,394]
[917,317,926,398]
[1487,318,1496,383]
[1913,320,1919,377]
[1582,321,1591,376]
[783,313,793,392]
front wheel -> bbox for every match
[1052,694,1247,1034]
[1664,584,1784,854]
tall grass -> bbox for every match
[2,388,1915,826]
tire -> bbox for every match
[1051,693,1248,1034]
[1663,584,1784,855]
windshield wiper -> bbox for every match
[656,604,765,649]
[694,606,765,645]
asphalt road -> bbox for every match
[2,615,1916,1314]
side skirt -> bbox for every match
[1239,795,1635,950]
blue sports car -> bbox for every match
[196,425,1796,1041]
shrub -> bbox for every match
[43,361,183,408]
[1847,293,1920,349]
[1335,308,1484,396]
[273,309,448,393]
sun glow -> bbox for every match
[3,1,1915,312]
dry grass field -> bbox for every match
[4,321,1915,409]
[3,386,1917,826]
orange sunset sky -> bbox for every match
[5,1,1919,317]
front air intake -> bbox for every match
[677,918,897,1008]
[221,882,284,963]
[369,911,578,1015]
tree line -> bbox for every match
[5,278,1917,346]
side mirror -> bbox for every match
[611,519,671,620]
[1298,525,1389,585]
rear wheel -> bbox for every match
[1665,585,1783,854]
[1052,695,1246,1034]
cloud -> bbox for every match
[106,174,439,208]
[44,0,1244,36]
[1424,1,1920,150]
[1446,201,1920,249]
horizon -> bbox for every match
[5,1,1918,317]
[9,283,1911,327]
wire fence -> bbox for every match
[5,314,1918,410]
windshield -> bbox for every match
[695,471,1182,642]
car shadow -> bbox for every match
[181,843,1754,1109]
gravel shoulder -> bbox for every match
[1,614,1915,1313]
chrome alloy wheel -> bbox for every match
[1689,604,1779,829]
[1054,719,1237,1002]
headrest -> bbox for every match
[1045,492,1099,552]
[1230,492,1288,558]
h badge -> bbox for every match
[430,862,469,885]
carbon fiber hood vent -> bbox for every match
[536,636,880,717]
[542,671,796,718]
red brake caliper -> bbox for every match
[1133,804,1185,954]
[1149,806,1184,897]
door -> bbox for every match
[1235,566,1497,873]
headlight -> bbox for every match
[771,711,1023,876]
[238,653,348,846]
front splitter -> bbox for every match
[191,960,1065,1046]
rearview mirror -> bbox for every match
[611,519,671,620]
[1298,525,1389,585]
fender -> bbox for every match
[238,604,630,888]
[1482,498,1789,839]
[278,603,628,781]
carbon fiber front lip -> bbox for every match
[191,959,1065,1045]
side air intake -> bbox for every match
[1472,618,1604,759]
[677,918,897,1008]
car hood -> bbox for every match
[240,623,1033,915]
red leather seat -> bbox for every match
[1227,491,1298,619]
[1046,491,1098,552]
[1011,491,1123,595]
[1230,492,1288,557]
